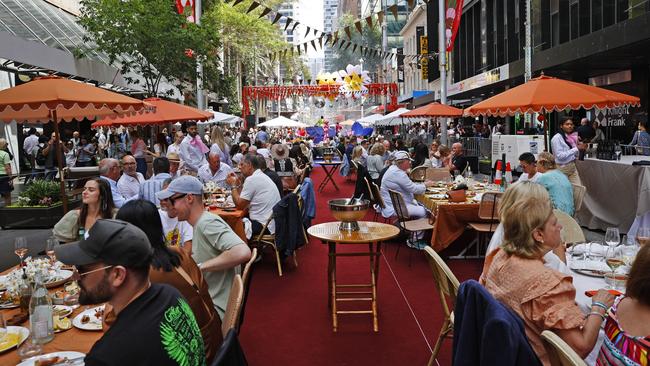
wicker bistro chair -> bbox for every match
[554,209,585,245]
[388,189,434,263]
[237,248,257,333]
[423,247,460,366]
[409,166,428,182]
[370,181,389,222]
[541,330,587,366]
[221,274,244,337]
[452,192,503,260]
[426,167,452,182]
[572,183,586,213]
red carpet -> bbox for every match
[239,166,483,365]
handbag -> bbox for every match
[447,189,467,203]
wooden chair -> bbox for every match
[554,209,585,244]
[221,274,244,336]
[572,183,586,213]
[426,167,452,182]
[363,176,375,202]
[295,193,309,246]
[237,248,257,332]
[456,192,503,259]
[409,166,427,182]
[541,330,587,366]
[423,246,460,366]
[388,189,433,263]
[248,214,285,276]
[370,181,389,222]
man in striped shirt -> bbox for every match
[139,157,171,206]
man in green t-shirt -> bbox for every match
[157,175,251,318]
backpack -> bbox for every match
[35,145,47,166]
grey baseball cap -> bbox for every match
[393,151,413,161]
[156,175,203,200]
[54,219,153,267]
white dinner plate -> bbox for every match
[72,306,104,331]
[17,351,85,366]
[53,305,74,318]
[0,326,29,353]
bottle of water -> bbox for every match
[29,274,54,344]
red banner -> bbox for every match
[445,0,464,52]
[175,0,196,23]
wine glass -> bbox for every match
[14,237,28,266]
[45,237,59,264]
[605,227,620,256]
[614,144,622,160]
[636,227,650,246]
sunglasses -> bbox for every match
[74,265,114,279]
[168,193,188,206]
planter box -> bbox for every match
[0,200,80,229]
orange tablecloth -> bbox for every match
[0,268,103,365]
[415,194,485,252]
[209,207,247,242]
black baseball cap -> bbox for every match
[55,219,153,267]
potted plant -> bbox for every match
[0,180,79,229]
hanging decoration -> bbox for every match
[175,0,196,23]
[445,0,464,51]
[338,64,371,97]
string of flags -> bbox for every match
[222,0,441,62]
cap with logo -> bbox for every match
[155,175,203,201]
[54,219,153,267]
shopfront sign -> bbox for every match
[448,64,509,96]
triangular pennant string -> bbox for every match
[388,4,398,21]
[365,16,373,28]
[246,1,260,14]
[232,0,244,6]
[377,11,384,25]
[344,26,352,39]
[271,12,282,25]
[284,18,292,31]
[258,6,271,18]
[355,21,363,35]
[291,21,300,32]
[311,40,317,51]
[304,26,311,38]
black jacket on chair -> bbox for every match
[273,193,305,258]
[353,164,373,202]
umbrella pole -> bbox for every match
[50,110,68,212]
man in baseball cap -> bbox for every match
[157,174,250,319]
[379,149,434,250]
[55,219,206,365]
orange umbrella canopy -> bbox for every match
[401,102,463,118]
[92,97,212,127]
[0,75,151,123]
[464,75,641,117]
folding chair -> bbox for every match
[554,209,585,245]
[423,247,460,366]
[452,192,503,259]
[370,181,389,222]
[248,214,285,276]
[237,248,257,332]
[541,330,587,366]
[388,189,433,264]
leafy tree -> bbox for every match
[331,14,382,76]
[78,0,222,98]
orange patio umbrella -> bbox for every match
[464,74,640,117]
[92,97,212,127]
[0,75,152,211]
[401,102,463,118]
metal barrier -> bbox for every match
[447,136,491,159]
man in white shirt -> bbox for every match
[179,122,208,173]
[23,128,39,184]
[226,153,281,235]
[167,131,183,156]
[158,178,193,255]
[516,152,540,183]
[98,158,128,208]
[96,128,107,158]
[117,155,145,199]
[198,152,233,188]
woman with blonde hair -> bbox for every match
[437,145,451,168]
[536,151,575,216]
[209,126,232,166]
[481,192,615,365]
[351,145,365,167]
[367,142,385,182]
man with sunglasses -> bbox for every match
[54,219,206,365]
[157,175,250,319]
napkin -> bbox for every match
[569,259,611,272]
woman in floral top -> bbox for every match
[597,244,650,365]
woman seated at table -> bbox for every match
[53,178,116,242]
[429,140,440,161]
[436,145,451,168]
[367,143,385,184]
[413,143,433,168]
[535,152,575,216]
[596,244,650,365]
[351,145,365,167]
[481,194,615,365]
[116,199,223,362]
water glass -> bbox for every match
[17,336,43,360]
[636,227,650,246]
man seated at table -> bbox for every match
[117,155,144,199]
[198,152,233,188]
[516,152,540,183]
[156,175,250,318]
[139,157,171,206]
[99,158,128,208]
[159,178,193,255]
[166,152,182,178]
[449,142,469,175]
[227,153,282,236]
[54,219,206,365]
[380,151,435,249]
